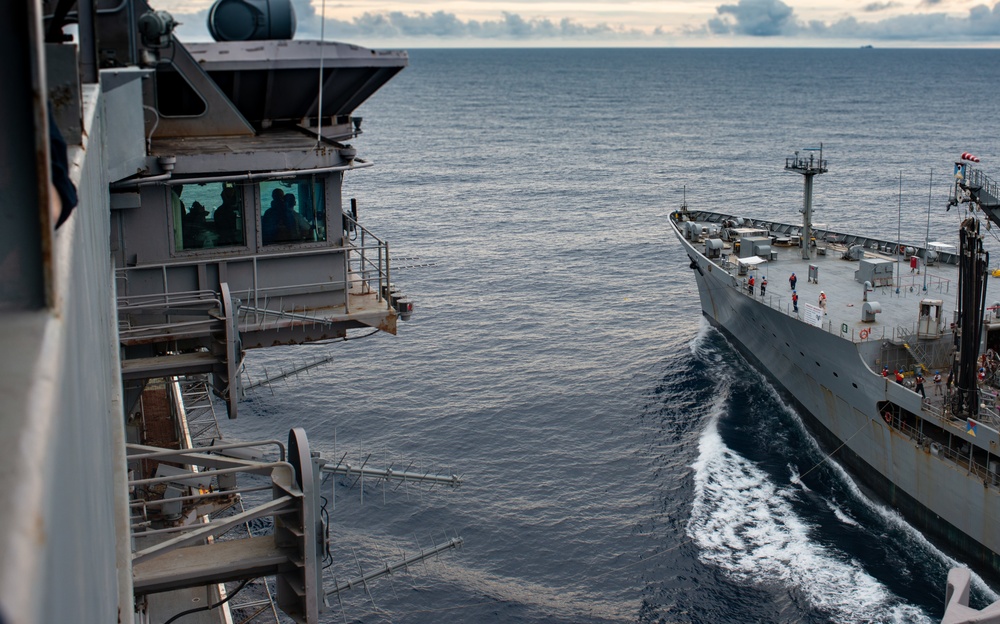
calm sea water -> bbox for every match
[224,48,1000,623]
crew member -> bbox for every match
[792,291,798,313]
[933,371,942,395]
[895,370,905,384]
[760,276,767,297]
[748,275,755,295]
[789,273,797,290]
[915,373,926,399]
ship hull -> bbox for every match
[672,220,1000,583]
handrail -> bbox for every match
[889,411,1000,489]
[115,234,393,325]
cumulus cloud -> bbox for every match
[318,10,636,40]
[707,0,797,36]
[704,0,1000,40]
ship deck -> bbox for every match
[678,211,988,380]
[725,240,959,345]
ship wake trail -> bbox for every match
[328,529,633,622]
[752,370,1000,607]
[686,366,932,623]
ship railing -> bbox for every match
[978,388,1000,425]
[892,409,1000,489]
[890,273,952,296]
[126,440,305,618]
[684,209,961,267]
[117,290,224,342]
[115,237,392,321]
[717,255,956,346]
[965,168,1000,204]
[344,213,390,305]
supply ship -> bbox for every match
[671,148,1000,598]
[1,1,461,622]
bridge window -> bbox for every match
[260,178,326,246]
[170,182,246,251]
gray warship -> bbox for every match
[1,1,461,622]
[671,149,1000,612]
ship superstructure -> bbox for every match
[1,1,458,622]
[670,151,1000,592]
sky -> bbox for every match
[154,0,1000,47]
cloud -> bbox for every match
[170,1,645,42]
[707,0,797,36]
[822,2,1000,39]
[704,0,1000,40]
[863,2,901,11]
[165,0,1000,44]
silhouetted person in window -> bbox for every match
[262,189,286,245]
[284,194,312,241]
[213,186,242,246]
[183,201,210,248]
[262,189,310,244]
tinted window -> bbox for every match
[171,182,245,251]
[260,178,325,246]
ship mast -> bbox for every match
[785,145,828,260]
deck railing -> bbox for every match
[718,257,951,345]
[890,412,999,487]
[115,231,392,327]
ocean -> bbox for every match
[224,48,1000,623]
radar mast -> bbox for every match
[785,144,828,261]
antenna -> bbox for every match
[325,537,464,601]
[316,0,327,148]
[896,169,903,295]
[242,352,336,395]
[924,170,932,292]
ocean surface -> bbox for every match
[224,48,1000,623]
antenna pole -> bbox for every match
[784,143,828,261]
[316,0,327,147]
[924,170,932,292]
[896,169,903,295]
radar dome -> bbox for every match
[207,0,296,41]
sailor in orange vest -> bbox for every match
[792,290,798,313]
[818,291,828,315]
[895,370,905,384]
[748,275,755,295]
